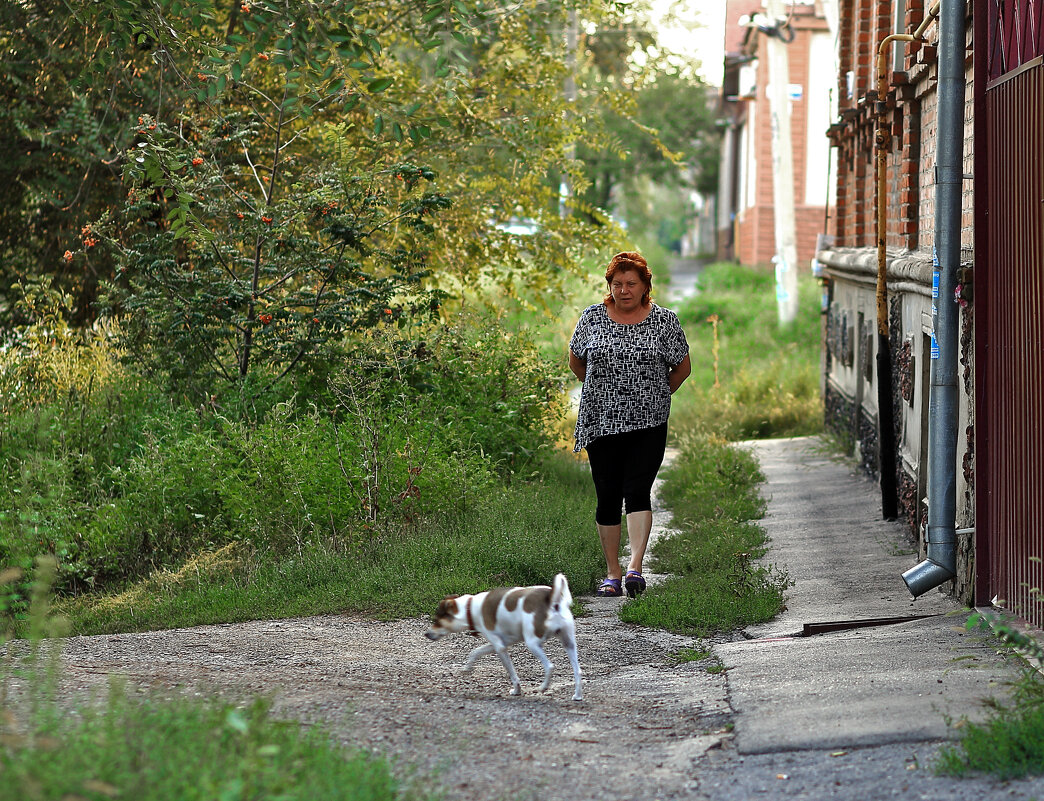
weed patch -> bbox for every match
[935,609,1044,780]
[0,682,420,801]
[622,432,791,636]
[57,451,603,634]
[670,262,822,440]
[935,702,1044,780]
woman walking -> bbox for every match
[568,252,691,597]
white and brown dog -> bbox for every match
[425,573,583,701]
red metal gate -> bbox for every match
[977,0,1044,626]
[984,0,1044,80]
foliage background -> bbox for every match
[0,0,802,635]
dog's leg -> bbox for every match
[560,628,583,701]
[485,635,523,696]
[523,634,555,693]
[462,642,496,674]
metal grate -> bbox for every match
[987,0,1044,81]
[983,59,1044,627]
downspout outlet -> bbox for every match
[902,529,956,597]
[901,0,963,602]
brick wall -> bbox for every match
[822,0,978,605]
[736,6,830,267]
[828,1,947,253]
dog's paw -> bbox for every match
[572,692,584,701]
[509,685,522,696]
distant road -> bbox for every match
[665,257,708,306]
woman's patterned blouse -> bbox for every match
[569,302,689,452]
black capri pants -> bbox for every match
[585,423,668,526]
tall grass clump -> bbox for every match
[670,262,823,440]
[2,294,604,633]
[61,449,603,633]
[935,607,1044,780]
[620,430,791,635]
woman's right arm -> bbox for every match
[569,349,586,382]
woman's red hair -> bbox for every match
[603,251,652,306]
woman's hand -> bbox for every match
[569,349,586,382]
[668,354,691,394]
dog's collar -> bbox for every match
[465,596,478,635]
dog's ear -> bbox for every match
[436,596,460,615]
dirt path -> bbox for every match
[54,598,736,801]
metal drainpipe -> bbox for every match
[902,0,965,597]
[874,2,941,521]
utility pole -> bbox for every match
[560,5,578,218]
[764,0,799,325]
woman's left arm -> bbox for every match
[668,354,691,394]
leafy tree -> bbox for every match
[0,1,165,324]
[2,0,704,382]
[69,0,457,390]
[576,10,721,240]
[347,0,624,300]
[0,1,617,329]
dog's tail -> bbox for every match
[551,573,572,611]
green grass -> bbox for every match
[934,610,1044,780]
[0,685,423,801]
[665,646,728,675]
[935,701,1044,780]
[2,431,784,801]
[670,261,824,441]
[667,645,713,664]
[620,431,791,636]
[59,421,790,645]
[1,256,815,800]
[2,560,428,801]
[58,451,604,635]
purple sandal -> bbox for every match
[624,571,646,597]
[597,578,623,597]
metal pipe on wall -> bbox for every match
[902,0,965,597]
[873,2,941,521]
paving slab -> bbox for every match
[718,437,1020,756]
[739,436,955,638]
[718,615,1013,754]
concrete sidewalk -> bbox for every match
[697,436,1043,799]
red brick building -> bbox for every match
[817,0,1044,627]
[716,1,834,268]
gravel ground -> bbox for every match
[17,592,736,801]
[13,595,1044,801]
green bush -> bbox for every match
[345,312,567,471]
[47,373,503,592]
[82,415,237,582]
[1,307,566,603]
[0,306,173,596]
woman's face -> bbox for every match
[609,269,647,312]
